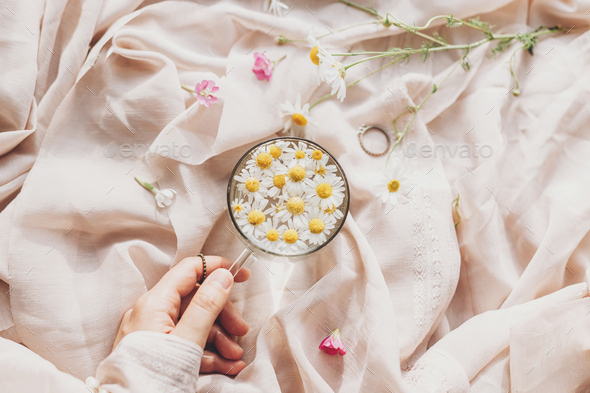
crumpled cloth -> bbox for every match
[1,0,590,392]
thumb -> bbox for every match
[171,268,234,349]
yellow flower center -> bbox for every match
[269,145,282,159]
[255,152,273,169]
[310,46,320,66]
[315,166,326,176]
[233,204,242,213]
[295,150,306,159]
[324,205,337,214]
[273,174,286,189]
[283,229,299,244]
[312,150,323,160]
[247,210,265,226]
[245,177,260,193]
[292,114,307,126]
[316,183,333,199]
[309,218,325,234]
[266,228,279,242]
[288,165,306,182]
[286,197,305,215]
[387,180,400,193]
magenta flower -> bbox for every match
[194,79,219,107]
[252,52,273,81]
[319,328,346,356]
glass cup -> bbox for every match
[226,137,350,275]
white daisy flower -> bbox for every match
[245,146,283,177]
[307,30,329,83]
[282,141,313,168]
[258,217,283,252]
[234,167,272,203]
[303,173,345,211]
[275,195,310,228]
[266,169,289,199]
[375,160,418,205]
[264,199,286,217]
[236,198,269,238]
[301,207,337,245]
[280,220,309,253]
[313,164,337,177]
[280,94,312,137]
[266,140,290,162]
[231,198,248,218]
[323,203,344,220]
[308,148,329,171]
[318,51,347,102]
[282,163,314,195]
[264,0,289,17]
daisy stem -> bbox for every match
[309,56,405,110]
[452,194,461,228]
[508,45,524,96]
[134,176,154,191]
[277,21,380,44]
[337,0,381,17]
[181,85,196,93]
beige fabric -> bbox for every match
[1,0,590,392]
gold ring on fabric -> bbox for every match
[357,124,390,157]
[197,253,207,284]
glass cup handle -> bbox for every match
[229,247,257,277]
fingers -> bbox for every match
[200,350,247,375]
[171,268,234,348]
[218,300,249,337]
[206,323,243,360]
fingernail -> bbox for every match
[209,269,233,290]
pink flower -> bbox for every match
[194,79,219,107]
[319,328,346,356]
[252,52,273,82]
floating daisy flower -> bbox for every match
[283,164,314,195]
[318,51,347,102]
[264,0,289,17]
[231,198,248,218]
[267,170,289,199]
[264,199,286,217]
[309,148,329,171]
[375,161,418,205]
[283,141,313,168]
[323,203,344,220]
[303,173,345,211]
[280,221,309,252]
[258,217,283,251]
[236,198,269,238]
[280,94,312,137]
[245,146,283,177]
[314,163,337,177]
[302,207,336,245]
[266,140,290,161]
[234,168,272,203]
[275,196,310,227]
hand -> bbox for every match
[113,256,251,375]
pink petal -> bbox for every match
[210,86,219,93]
[207,96,218,104]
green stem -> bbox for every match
[337,0,381,17]
[385,14,446,46]
[452,194,461,228]
[273,54,287,66]
[508,45,524,96]
[134,176,155,191]
[181,85,195,93]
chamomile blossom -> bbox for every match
[231,198,248,218]
[258,217,283,251]
[266,140,290,161]
[302,207,337,245]
[318,51,347,102]
[307,30,329,83]
[280,94,312,137]
[323,204,344,220]
[280,221,309,253]
[308,148,329,171]
[303,173,345,211]
[236,198,269,238]
[245,146,283,177]
[234,167,272,203]
[264,0,289,17]
[267,170,288,199]
[375,160,418,205]
[283,141,313,168]
[314,164,337,177]
[275,195,310,228]
[281,164,314,195]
